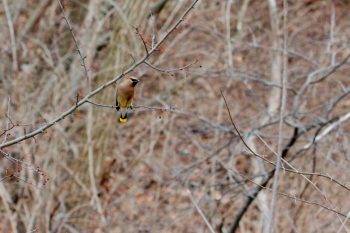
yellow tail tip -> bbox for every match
[119,118,128,123]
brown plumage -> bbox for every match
[116,77,139,122]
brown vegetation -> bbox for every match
[0,0,350,232]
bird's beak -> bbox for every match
[132,79,139,86]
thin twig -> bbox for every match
[57,0,90,82]
[174,138,234,178]
[310,53,350,85]
[2,97,13,144]
[237,172,348,218]
[220,90,273,164]
[254,133,350,192]
[134,26,149,55]
[187,189,216,233]
[144,59,197,73]
[293,54,350,117]
[336,211,350,233]
[325,88,350,118]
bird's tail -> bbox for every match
[119,110,128,123]
[119,116,127,122]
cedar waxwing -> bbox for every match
[116,76,139,122]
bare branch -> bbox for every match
[56,0,90,82]
[221,91,350,193]
[187,189,216,233]
[337,211,350,233]
[237,172,349,218]
[1,97,14,143]
[134,26,149,55]
[144,59,197,73]
[220,90,273,165]
[309,53,350,85]
[224,107,350,233]
[325,88,350,118]
[86,100,173,111]
[0,0,200,149]
[221,90,350,232]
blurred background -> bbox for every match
[0,0,350,232]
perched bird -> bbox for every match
[115,77,139,122]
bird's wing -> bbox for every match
[115,90,120,110]
[117,96,130,108]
